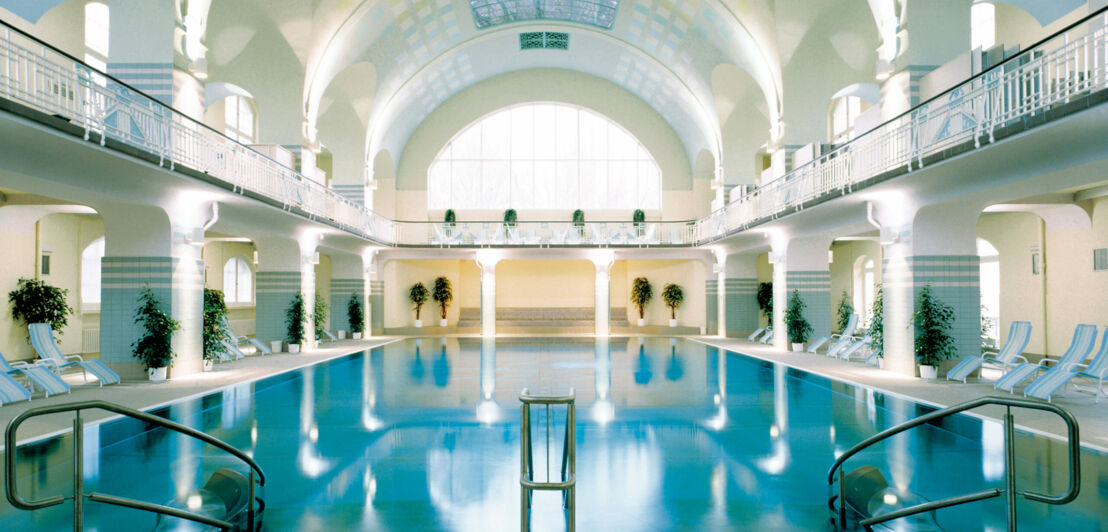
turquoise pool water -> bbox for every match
[2,337,1107,531]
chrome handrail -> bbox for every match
[520,387,576,532]
[827,396,1080,531]
[5,400,266,532]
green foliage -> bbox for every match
[661,283,684,319]
[912,284,957,366]
[836,290,854,333]
[202,289,228,362]
[444,209,456,225]
[432,277,453,319]
[8,277,73,341]
[980,304,997,353]
[503,208,517,225]
[630,277,653,319]
[409,282,429,320]
[285,292,306,345]
[870,285,885,358]
[348,292,365,334]
[132,287,180,370]
[314,293,328,337]
[632,209,645,223]
[756,282,773,321]
[785,289,813,344]
[572,209,585,227]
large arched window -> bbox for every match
[978,238,1000,347]
[223,257,253,304]
[81,238,105,306]
[853,256,877,326]
[223,95,257,143]
[428,103,661,211]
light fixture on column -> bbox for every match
[188,57,208,80]
[253,250,259,265]
[303,252,320,265]
[828,250,835,264]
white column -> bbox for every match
[590,251,615,337]
[476,252,501,337]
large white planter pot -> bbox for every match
[270,341,283,353]
[148,367,167,382]
[440,318,448,327]
[877,358,886,369]
[289,344,301,354]
[203,359,213,372]
[637,318,646,327]
[338,331,347,340]
[669,319,678,328]
[414,319,423,328]
[919,365,938,379]
[353,332,363,340]
[699,326,707,335]
[791,343,804,352]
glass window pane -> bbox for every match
[482,110,511,160]
[556,161,579,207]
[453,124,483,159]
[453,161,480,209]
[638,162,660,209]
[484,161,510,208]
[81,238,104,305]
[533,162,556,209]
[428,161,451,209]
[511,106,533,159]
[579,111,607,160]
[556,106,578,160]
[511,162,534,209]
[533,104,557,159]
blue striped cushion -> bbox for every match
[0,373,31,404]
[1079,328,1108,378]
[996,321,1032,363]
[23,365,70,396]
[995,363,1041,392]
[1025,366,1077,400]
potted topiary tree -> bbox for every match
[633,209,646,237]
[202,288,228,371]
[133,287,180,381]
[8,277,74,341]
[870,285,885,367]
[836,290,853,334]
[348,292,365,339]
[314,293,328,340]
[444,209,456,240]
[912,284,956,379]
[785,289,813,351]
[630,277,653,327]
[662,283,684,327]
[409,282,429,328]
[503,208,517,233]
[572,209,585,240]
[757,282,773,327]
[432,276,453,327]
[285,292,306,353]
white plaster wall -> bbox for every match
[1042,197,1108,356]
[622,260,706,327]
[977,212,1047,354]
[0,0,86,59]
[382,260,463,327]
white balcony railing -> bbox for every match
[698,9,1108,242]
[1,9,1106,249]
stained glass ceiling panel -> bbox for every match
[470,0,620,30]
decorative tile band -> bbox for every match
[255,272,302,343]
[332,184,365,205]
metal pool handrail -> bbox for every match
[520,387,576,532]
[5,400,266,532]
[826,396,1080,531]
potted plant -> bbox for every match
[630,277,653,327]
[503,208,517,232]
[314,293,328,340]
[8,277,74,340]
[432,276,453,327]
[912,284,956,379]
[870,285,885,367]
[633,209,646,237]
[133,287,180,381]
[756,282,773,326]
[202,288,228,371]
[785,289,813,351]
[444,209,456,239]
[661,283,684,327]
[572,209,585,239]
[285,292,306,353]
[348,292,365,339]
[409,282,429,328]
[836,290,853,334]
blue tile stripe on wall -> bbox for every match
[786,270,831,338]
[705,279,718,334]
[725,278,758,333]
[908,255,981,360]
[330,278,364,330]
[332,185,365,206]
[370,280,384,332]
[100,257,202,367]
[256,271,302,343]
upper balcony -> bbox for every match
[1,8,1106,250]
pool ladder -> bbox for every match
[5,400,266,531]
[827,396,1081,531]
[520,387,575,532]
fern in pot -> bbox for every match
[285,292,306,353]
[785,289,813,352]
[348,292,365,339]
[8,277,74,341]
[661,283,684,327]
[432,277,453,327]
[632,209,646,237]
[630,277,653,327]
[409,282,429,328]
[202,288,228,371]
[314,293,329,340]
[912,284,957,379]
[756,282,773,327]
[869,285,885,367]
[133,287,180,381]
[836,290,853,334]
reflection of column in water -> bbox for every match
[363,350,383,430]
[706,347,727,430]
[756,364,789,474]
[981,419,1005,481]
[83,423,100,484]
[221,383,252,430]
[887,395,911,491]
[593,337,613,425]
[476,338,499,424]
[298,365,329,477]
[174,401,199,500]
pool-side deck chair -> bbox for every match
[839,335,873,361]
[319,329,338,342]
[0,372,31,405]
[1025,327,1108,402]
[29,323,121,386]
[221,316,271,356]
[748,328,768,341]
[2,352,72,399]
[219,340,246,361]
[759,329,775,345]
[809,314,859,354]
[995,323,1097,393]
[946,321,1032,383]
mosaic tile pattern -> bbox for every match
[883,255,982,361]
[724,277,758,334]
[785,270,831,340]
[470,0,619,29]
[107,62,173,105]
[256,271,302,343]
[705,278,718,335]
[370,280,385,334]
[331,184,365,206]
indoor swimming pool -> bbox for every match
[2,337,1107,531]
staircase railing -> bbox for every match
[826,396,1080,531]
[5,400,266,532]
[519,388,576,532]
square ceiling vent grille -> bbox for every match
[520,32,569,50]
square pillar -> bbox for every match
[705,279,719,335]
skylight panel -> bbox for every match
[470,0,619,30]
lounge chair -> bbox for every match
[946,321,1032,383]
[2,351,72,399]
[809,314,859,354]
[995,323,1098,393]
[220,316,272,355]
[760,329,775,344]
[218,340,246,360]
[319,329,338,342]
[0,372,31,405]
[29,323,121,386]
[747,328,767,341]
[1024,327,1108,402]
[838,335,873,361]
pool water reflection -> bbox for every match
[2,337,1107,531]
